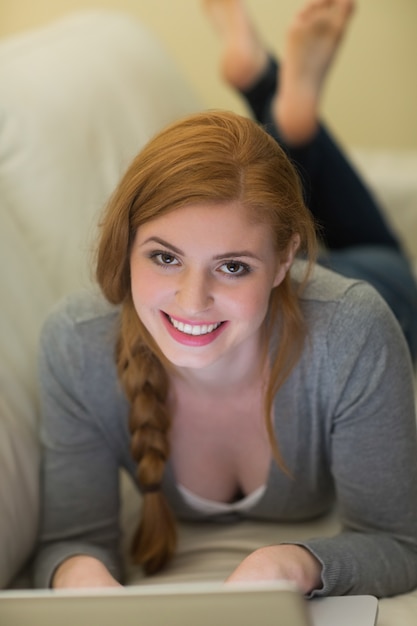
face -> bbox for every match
[130,201,296,373]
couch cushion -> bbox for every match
[0,205,55,588]
[351,149,417,267]
[0,9,203,587]
[0,10,202,299]
[0,395,39,588]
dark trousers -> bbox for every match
[241,57,417,361]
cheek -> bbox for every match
[130,263,164,308]
[227,280,273,322]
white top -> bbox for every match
[178,484,266,515]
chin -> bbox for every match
[163,351,219,370]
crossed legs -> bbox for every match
[204,0,417,361]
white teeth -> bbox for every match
[169,317,221,336]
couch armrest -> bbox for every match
[0,396,39,588]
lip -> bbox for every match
[160,312,227,347]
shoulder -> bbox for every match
[292,262,411,376]
[294,261,375,304]
[293,261,394,331]
[39,288,121,370]
[285,264,414,430]
[38,289,131,460]
[41,287,120,340]
[43,286,119,326]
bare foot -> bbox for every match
[203,0,268,91]
[274,0,355,145]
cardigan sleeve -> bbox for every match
[299,281,417,598]
[33,298,125,587]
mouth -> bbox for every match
[166,314,224,336]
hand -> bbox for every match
[52,555,122,589]
[225,545,323,595]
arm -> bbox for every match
[228,281,417,597]
[33,295,127,588]
[52,556,121,589]
[300,282,417,596]
[226,545,322,594]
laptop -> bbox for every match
[0,580,378,626]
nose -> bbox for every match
[175,268,214,315]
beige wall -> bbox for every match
[1,0,416,150]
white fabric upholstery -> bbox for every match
[0,10,200,298]
[0,9,200,589]
[0,9,416,624]
[0,203,54,588]
[351,149,417,270]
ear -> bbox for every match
[273,234,300,287]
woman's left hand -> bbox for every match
[226,544,323,594]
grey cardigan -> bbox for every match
[33,265,417,597]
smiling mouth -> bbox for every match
[166,315,223,337]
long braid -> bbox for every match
[117,300,176,574]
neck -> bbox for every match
[171,335,268,394]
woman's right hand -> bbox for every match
[52,555,122,589]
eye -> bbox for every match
[219,261,251,276]
[150,252,180,267]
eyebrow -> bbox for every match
[140,236,263,261]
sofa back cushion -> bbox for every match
[0,203,54,587]
[0,9,201,587]
[0,9,201,299]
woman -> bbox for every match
[204,0,417,360]
[34,108,417,598]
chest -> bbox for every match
[169,382,272,502]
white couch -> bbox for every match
[1,10,417,625]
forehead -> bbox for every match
[135,201,273,245]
